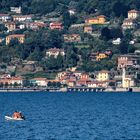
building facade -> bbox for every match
[6,34,25,45]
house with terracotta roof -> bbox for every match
[85,15,106,25]
[46,48,65,58]
[6,34,25,45]
[117,55,140,69]
[49,22,63,30]
[96,70,110,82]
[26,22,47,30]
[12,15,33,22]
[128,10,139,19]
[122,18,136,30]
[0,76,23,86]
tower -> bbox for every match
[122,67,126,88]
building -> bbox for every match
[0,76,23,86]
[128,10,139,19]
[96,53,108,61]
[84,25,93,34]
[85,15,106,25]
[87,81,110,88]
[122,18,136,30]
[122,68,135,88]
[26,22,47,30]
[97,70,109,82]
[5,22,16,32]
[56,72,69,80]
[10,7,21,14]
[12,15,32,22]
[30,78,47,87]
[67,79,76,87]
[6,34,25,45]
[80,73,89,80]
[112,38,121,45]
[50,22,63,30]
[118,55,140,69]
[68,9,76,16]
[0,14,11,22]
[63,34,81,43]
[46,48,65,58]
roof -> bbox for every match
[7,34,25,37]
[123,18,134,22]
[47,48,64,53]
[32,78,47,81]
[12,15,33,18]
[5,22,16,25]
[119,54,140,58]
[64,34,80,37]
[0,14,9,16]
[128,10,139,13]
[50,22,62,26]
[11,77,23,80]
[98,70,109,73]
[97,15,106,18]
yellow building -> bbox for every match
[97,15,106,24]
[84,25,92,34]
[85,15,106,25]
[122,68,134,88]
[96,53,108,61]
[6,34,25,45]
[122,78,134,88]
[97,70,109,82]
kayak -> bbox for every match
[5,116,24,121]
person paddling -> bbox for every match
[13,111,22,119]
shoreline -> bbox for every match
[0,87,140,92]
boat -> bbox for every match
[5,116,25,121]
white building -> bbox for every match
[112,38,121,45]
[46,48,65,58]
[30,78,47,87]
[10,7,22,14]
[128,10,139,19]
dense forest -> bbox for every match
[0,0,140,74]
[0,0,140,17]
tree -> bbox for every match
[28,47,42,61]
[119,40,128,54]
[62,11,71,29]
[112,2,129,17]
[101,27,111,40]
[46,30,63,49]
[0,24,7,32]
[65,46,79,68]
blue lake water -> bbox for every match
[0,92,140,140]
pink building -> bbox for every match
[118,55,140,69]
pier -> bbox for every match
[67,87,105,92]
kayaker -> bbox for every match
[13,111,22,119]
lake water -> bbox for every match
[0,92,140,140]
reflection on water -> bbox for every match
[0,92,140,139]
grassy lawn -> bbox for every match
[75,44,90,49]
[22,71,57,79]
